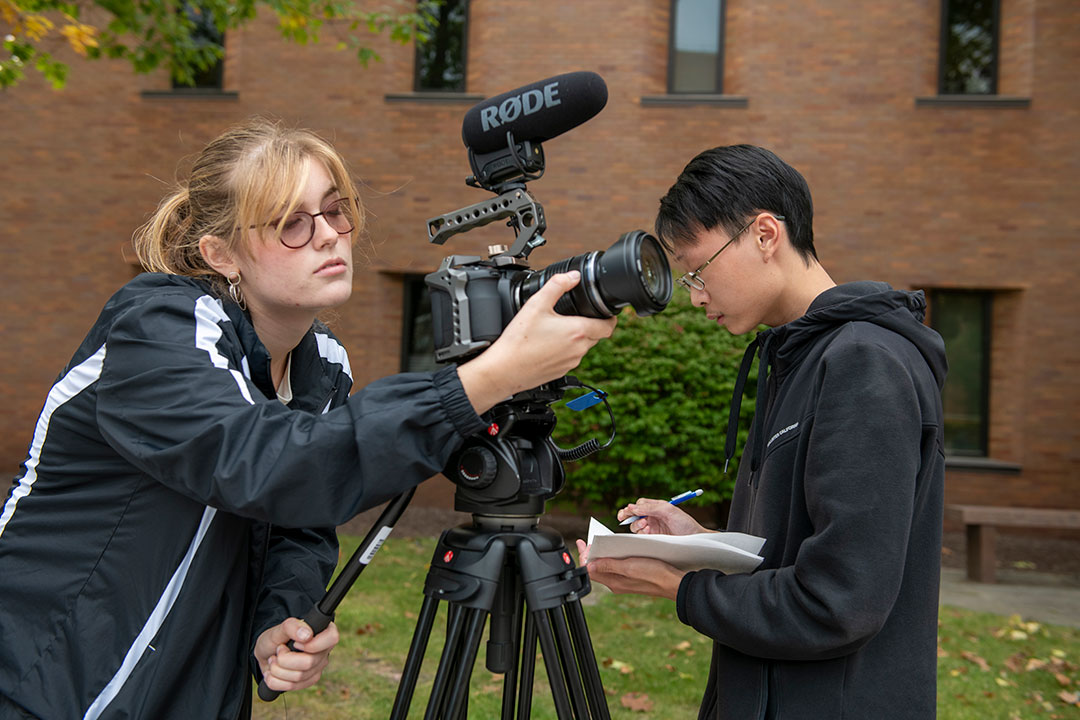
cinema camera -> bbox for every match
[423,71,673,517]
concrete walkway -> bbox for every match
[939,567,1080,628]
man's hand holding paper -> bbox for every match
[576,498,765,601]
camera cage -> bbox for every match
[428,131,548,260]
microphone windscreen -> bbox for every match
[461,71,608,153]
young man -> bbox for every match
[577,145,947,719]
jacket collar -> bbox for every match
[219,298,347,411]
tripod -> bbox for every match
[389,513,610,720]
[259,385,614,717]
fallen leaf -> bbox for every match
[1054,672,1071,687]
[961,651,991,671]
[1058,690,1079,705]
[355,622,382,635]
[1004,653,1024,672]
[602,657,633,673]
[620,692,654,712]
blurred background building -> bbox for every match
[2,0,1077,524]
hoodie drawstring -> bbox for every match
[723,334,773,477]
[724,337,759,473]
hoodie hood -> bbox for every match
[766,281,947,389]
[722,281,948,473]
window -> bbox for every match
[939,0,999,94]
[173,3,225,90]
[931,290,991,456]
[402,275,440,372]
[415,0,468,92]
[668,0,725,94]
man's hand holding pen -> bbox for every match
[575,491,708,600]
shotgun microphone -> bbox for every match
[461,71,608,154]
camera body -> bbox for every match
[425,186,672,363]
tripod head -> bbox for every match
[445,384,567,518]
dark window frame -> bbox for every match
[938,0,1001,95]
[400,274,439,372]
[667,0,726,94]
[413,0,470,93]
[171,2,226,91]
[930,288,993,457]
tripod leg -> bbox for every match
[440,607,488,720]
[549,606,590,718]
[422,603,472,720]
[565,600,611,720]
[390,594,440,720]
[533,609,576,720]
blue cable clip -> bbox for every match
[565,389,607,411]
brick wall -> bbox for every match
[1,0,1077,519]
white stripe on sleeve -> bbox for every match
[0,344,107,539]
[87,294,259,715]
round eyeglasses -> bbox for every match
[254,198,355,249]
[675,214,785,292]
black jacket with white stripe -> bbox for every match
[0,273,485,719]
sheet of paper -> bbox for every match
[587,517,765,573]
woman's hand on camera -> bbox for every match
[458,271,616,414]
[618,498,709,536]
[255,617,340,694]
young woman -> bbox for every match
[0,118,615,719]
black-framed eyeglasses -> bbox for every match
[252,197,355,249]
[676,214,785,292]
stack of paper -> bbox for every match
[587,518,765,573]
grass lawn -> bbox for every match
[252,533,1080,719]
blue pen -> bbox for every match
[619,488,703,526]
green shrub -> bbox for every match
[551,287,758,515]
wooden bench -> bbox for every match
[946,505,1080,583]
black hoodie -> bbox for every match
[676,282,947,719]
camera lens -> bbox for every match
[514,230,673,318]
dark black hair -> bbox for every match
[655,144,817,263]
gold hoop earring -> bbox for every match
[227,271,246,311]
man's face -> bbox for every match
[673,221,779,335]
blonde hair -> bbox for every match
[134,117,365,296]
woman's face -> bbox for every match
[235,158,354,325]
